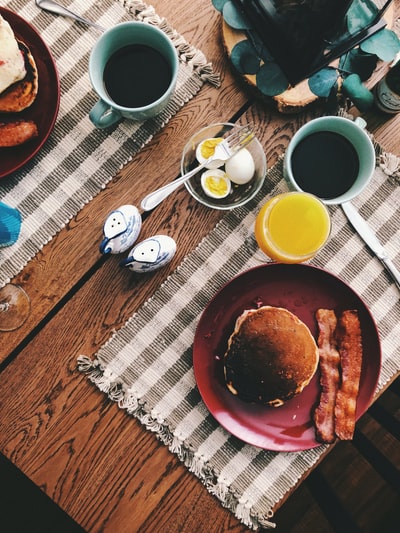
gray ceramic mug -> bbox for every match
[89,21,179,128]
[283,116,376,205]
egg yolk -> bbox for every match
[200,138,223,159]
[204,175,229,196]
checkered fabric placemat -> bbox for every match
[78,147,400,530]
[0,0,219,287]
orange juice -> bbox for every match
[255,192,331,263]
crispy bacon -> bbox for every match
[313,309,341,443]
[334,310,363,440]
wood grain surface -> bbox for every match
[1,1,400,532]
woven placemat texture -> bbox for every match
[78,149,400,530]
[0,0,219,287]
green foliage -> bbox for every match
[222,1,251,30]
[211,0,228,12]
[346,0,379,34]
[215,0,400,112]
[308,68,339,97]
[339,49,377,81]
[342,73,375,111]
[231,40,261,75]
[360,29,400,61]
[256,62,289,96]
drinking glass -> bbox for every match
[0,201,21,247]
[0,284,31,331]
[254,192,331,263]
[0,202,30,331]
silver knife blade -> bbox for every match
[342,201,400,291]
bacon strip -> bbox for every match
[0,120,38,147]
[313,309,341,443]
[334,310,363,440]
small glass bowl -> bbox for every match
[181,123,267,210]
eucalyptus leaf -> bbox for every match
[231,40,261,75]
[360,29,400,62]
[339,49,378,80]
[326,80,340,113]
[346,0,379,34]
[308,68,338,97]
[222,1,252,30]
[342,73,374,111]
[256,62,289,97]
[211,0,229,12]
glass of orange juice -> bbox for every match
[254,192,331,263]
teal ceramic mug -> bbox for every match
[89,21,179,128]
[283,116,376,205]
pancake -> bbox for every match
[224,305,319,407]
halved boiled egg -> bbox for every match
[201,169,231,199]
[225,148,255,185]
[196,137,224,169]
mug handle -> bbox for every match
[89,99,121,129]
[353,117,367,130]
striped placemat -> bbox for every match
[78,144,400,530]
[0,0,219,287]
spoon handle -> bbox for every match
[36,0,104,31]
[140,162,207,211]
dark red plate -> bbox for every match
[193,263,381,451]
[0,7,60,180]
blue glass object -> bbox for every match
[0,201,22,247]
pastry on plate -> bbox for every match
[0,14,39,148]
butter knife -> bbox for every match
[342,201,400,291]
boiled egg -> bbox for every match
[225,148,255,185]
[196,137,224,169]
[201,169,231,199]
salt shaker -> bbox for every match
[375,59,400,114]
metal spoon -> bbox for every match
[35,0,105,32]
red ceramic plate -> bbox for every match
[193,263,381,451]
[0,7,60,180]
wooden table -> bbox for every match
[1,1,400,531]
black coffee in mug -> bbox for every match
[291,131,360,199]
[103,44,172,108]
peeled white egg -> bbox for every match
[196,137,224,169]
[201,169,231,199]
[225,148,255,185]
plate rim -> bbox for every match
[0,6,60,180]
[193,262,381,451]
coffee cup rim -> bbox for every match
[284,116,376,205]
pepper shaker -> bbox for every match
[375,59,400,114]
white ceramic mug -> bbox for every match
[283,116,376,205]
[89,21,179,128]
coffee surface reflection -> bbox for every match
[104,44,172,108]
[291,131,359,200]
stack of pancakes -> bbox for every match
[224,306,319,407]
